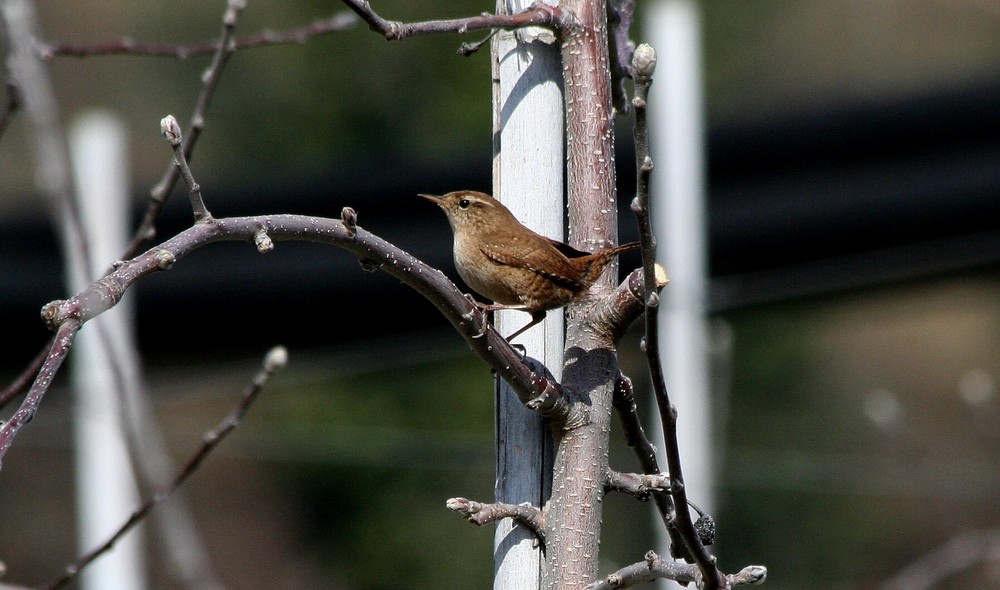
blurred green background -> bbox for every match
[2,1,1000,589]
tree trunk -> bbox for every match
[544,0,621,588]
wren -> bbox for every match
[421,190,639,341]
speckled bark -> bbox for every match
[542,1,621,589]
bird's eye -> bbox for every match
[458,199,471,209]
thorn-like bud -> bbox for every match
[632,43,657,80]
[160,115,182,146]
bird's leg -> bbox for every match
[464,296,543,344]
[504,311,546,343]
[464,296,530,339]
[463,294,492,338]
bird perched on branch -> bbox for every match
[421,190,639,341]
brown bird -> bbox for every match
[421,190,640,341]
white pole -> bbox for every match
[646,1,712,585]
[492,1,564,587]
[68,111,149,590]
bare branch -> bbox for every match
[126,0,246,258]
[589,264,668,342]
[605,470,668,500]
[2,0,245,429]
[446,497,545,540]
[27,212,568,441]
[37,346,288,590]
[160,115,212,222]
[0,339,50,411]
[39,13,357,58]
[0,320,79,470]
[585,551,766,590]
[612,372,689,554]
[340,0,569,41]
[612,373,659,470]
[629,42,724,587]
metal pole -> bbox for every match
[492,1,564,586]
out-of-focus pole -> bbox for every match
[646,2,712,587]
[68,112,149,590]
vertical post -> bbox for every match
[646,2,711,587]
[491,1,564,588]
[68,112,149,590]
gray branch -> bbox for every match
[446,497,545,541]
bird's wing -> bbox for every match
[481,237,585,291]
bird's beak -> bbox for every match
[418,193,442,205]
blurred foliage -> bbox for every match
[257,352,497,588]
[716,273,1000,589]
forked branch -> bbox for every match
[0,208,577,469]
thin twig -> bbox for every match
[612,372,691,555]
[160,115,212,222]
[39,13,356,58]
[339,0,569,41]
[0,320,79,469]
[1,0,243,449]
[0,339,50,411]
[125,0,245,258]
[37,346,289,590]
[629,43,724,588]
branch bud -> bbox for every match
[632,43,657,81]
[264,346,289,373]
[160,115,182,146]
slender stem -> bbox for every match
[0,320,79,469]
[0,339,50,411]
[40,13,357,58]
[38,346,288,590]
[127,0,245,257]
[160,115,212,223]
[630,43,724,589]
